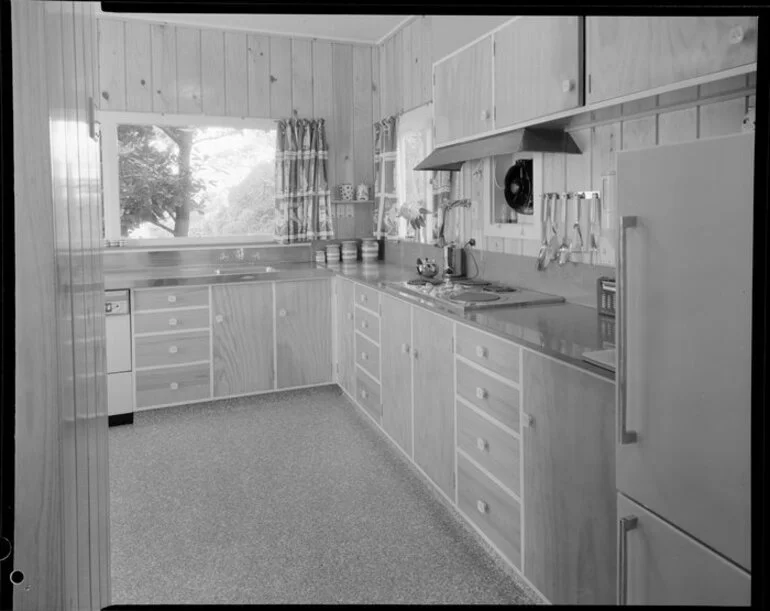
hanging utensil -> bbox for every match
[546,194,561,263]
[570,196,584,259]
[557,193,571,265]
[589,194,599,266]
[536,193,550,270]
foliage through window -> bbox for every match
[104,117,277,241]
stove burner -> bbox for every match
[449,292,501,303]
[482,284,518,293]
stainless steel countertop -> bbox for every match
[104,260,614,380]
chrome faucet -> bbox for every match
[436,199,472,279]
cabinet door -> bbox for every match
[212,282,274,397]
[434,36,493,145]
[380,295,412,457]
[335,278,356,396]
[586,17,757,105]
[618,494,751,605]
[275,279,332,388]
[521,350,616,605]
[412,307,454,497]
[494,16,582,128]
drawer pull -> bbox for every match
[361,352,368,361]
[168,317,178,327]
[476,500,489,514]
[618,516,639,605]
[522,412,534,428]
[215,314,224,323]
[167,295,177,303]
[729,25,745,45]
[401,343,410,354]
[360,294,367,303]
[476,437,488,452]
[169,382,179,390]
[278,309,287,317]
[361,320,369,329]
[168,345,178,354]
[412,348,419,360]
[476,345,487,358]
[346,312,353,320]
[361,389,368,399]
[476,387,487,400]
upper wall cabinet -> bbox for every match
[494,17,583,128]
[434,35,493,146]
[586,17,758,105]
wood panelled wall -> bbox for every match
[13,1,110,609]
[97,18,379,238]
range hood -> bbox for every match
[414,127,582,172]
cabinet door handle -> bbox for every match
[475,387,487,400]
[278,309,287,317]
[412,348,419,360]
[168,345,178,354]
[618,516,639,605]
[476,499,489,514]
[360,294,367,303]
[361,389,368,399]
[169,382,179,390]
[168,317,178,327]
[346,312,353,320]
[401,343,410,354]
[360,352,368,361]
[729,25,745,44]
[618,216,638,445]
[167,295,177,303]
[522,412,534,428]
[562,78,574,93]
[361,320,369,329]
[475,345,487,358]
[215,314,223,323]
[480,109,489,120]
[476,437,488,452]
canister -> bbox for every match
[341,240,358,262]
[325,243,341,262]
[361,237,378,262]
[314,249,326,264]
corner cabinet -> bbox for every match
[433,35,493,145]
[335,277,356,397]
[586,16,758,105]
[494,16,583,128]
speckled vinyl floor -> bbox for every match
[109,385,540,605]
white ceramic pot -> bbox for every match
[356,184,369,201]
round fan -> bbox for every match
[504,161,534,215]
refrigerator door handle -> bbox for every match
[617,215,638,445]
[618,515,639,605]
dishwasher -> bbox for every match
[106,290,133,425]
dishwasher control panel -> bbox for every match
[105,289,130,315]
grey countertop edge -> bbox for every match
[105,261,615,381]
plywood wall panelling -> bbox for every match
[393,30,403,115]
[658,85,698,106]
[353,45,373,187]
[224,32,248,117]
[176,26,202,113]
[124,20,152,111]
[622,116,657,150]
[410,19,423,109]
[401,20,414,112]
[371,44,380,122]
[151,24,178,113]
[332,43,354,187]
[247,34,270,118]
[97,18,125,109]
[291,38,313,116]
[699,74,748,97]
[200,29,226,115]
[566,128,591,192]
[269,36,292,119]
[621,95,657,116]
[312,40,333,119]
[658,108,698,145]
[419,16,433,106]
[699,97,746,138]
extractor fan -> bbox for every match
[504,159,533,215]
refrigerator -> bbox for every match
[615,132,752,605]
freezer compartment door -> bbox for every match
[107,372,134,416]
[106,314,132,373]
[617,494,750,606]
[616,133,752,571]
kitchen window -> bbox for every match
[99,112,278,245]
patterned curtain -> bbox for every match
[274,117,334,243]
[373,115,399,239]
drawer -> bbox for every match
[356,368,381,421]
[354,283,379,312]
[456,324,520,383]
[355,305,380,343]
[456,359,520,432]
[355,332,380,381]
[457,401,520,496]
[134,308,210,334]
[133,286,209,311]
[135,330,210,369]
[457,452,521,569]
[136,362,210,408]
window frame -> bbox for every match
[97,110,279,246]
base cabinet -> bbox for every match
[521,350,616,605]
[335,278,356,395]
[380,294,413,457]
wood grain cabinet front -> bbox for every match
[335,278,357,396]
[134,308,210,334]
[455,324,520,382]
[134,330,210,369]
[133,286,209,311]
[355,332,380,381]
[212,282,274,397]
[354,283,380,313]
[586,16,757,105]
[356,367,382,422]
[456,359,520,433]
[135,362,210,408]
[354,305,380,344]
[275,279,332,389]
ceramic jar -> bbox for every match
[325,243,341,262]
[356,183,369,201]
[314,250,326,264]
[341,240,358,262]
[361,237,378,262]
[339,183,354,201]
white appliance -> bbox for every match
[105,290,133,423]
[615,133,752,605]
